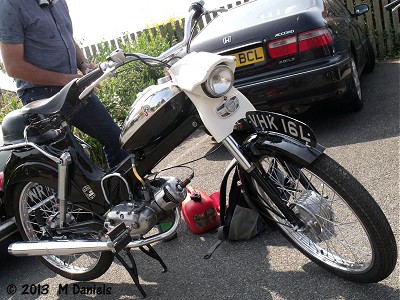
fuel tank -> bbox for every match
[120,80,198,152]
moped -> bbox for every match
[0,1,396,297]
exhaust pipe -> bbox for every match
[9,210,180,257]
[9,240,112,256]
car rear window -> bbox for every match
[206,0,314,34]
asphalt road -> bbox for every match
[0,60,399,300]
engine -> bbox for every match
[104,177,186,237]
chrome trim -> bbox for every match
[9,240,112,256]
[58,152,71,225]
[120,82,181,147]
[216,41,261,55]
[8,210,180,256]
[235,56,351,90]
[0,218,17,241]
[222,135,253,172]
[101,172,132,205]
[0,142,61,164]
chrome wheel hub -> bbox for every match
[292,190,332,242]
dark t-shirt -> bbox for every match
[0,0,77,92]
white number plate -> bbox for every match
[246,111,317,147]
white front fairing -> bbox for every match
[169,52,255,142]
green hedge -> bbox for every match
[0,90,22,120]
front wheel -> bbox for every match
[248,154,397,283]
[13,182,114,281]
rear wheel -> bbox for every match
[13,182,114,281]
[363,39,376,73]
[249,154,397,283]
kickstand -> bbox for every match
[139,244,168,272]
[115,250,147,298]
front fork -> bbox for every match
[221,135,304,228]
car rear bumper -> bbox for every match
[0,217,18,242]
[234,52,352,113]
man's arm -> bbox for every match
[74,41,97,74]
[0,42,80,86]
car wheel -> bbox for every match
[363,39,375,73]
[343,55,363,112]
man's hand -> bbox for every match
[80,62,98,75]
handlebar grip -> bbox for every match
[189,1,205,19]
[76,66,104,89]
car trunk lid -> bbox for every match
[190,1,332,77]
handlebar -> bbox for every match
[76,65,104,89]
[385,0,400,11]
[77,1,209,99]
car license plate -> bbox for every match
[233,47,265,67]
[246,111,317,147]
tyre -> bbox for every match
[343,54,363,112]
[13,182,114,281]
[248,154,397,283]
[363,39,376,74]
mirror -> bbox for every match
[353,4,369,17]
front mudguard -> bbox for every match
[243,131,325,167]
[226,131,325,227]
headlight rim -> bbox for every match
[202,64,234,98]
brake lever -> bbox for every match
[107,49,126,63]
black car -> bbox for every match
[189,0,375,114]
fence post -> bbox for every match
[90,44,97,59]
[84,46,92,60]
[150,27,158,39]
[165,23,176,45]
[175,19,184,42]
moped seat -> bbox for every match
[20,80,77,115]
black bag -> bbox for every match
[218,162,268,241]
[204,161,269,259]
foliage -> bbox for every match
[0,90,22,120]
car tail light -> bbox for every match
[0,172,3,191]
[268,36,297,59]
[298,28,333,52]
[267,28,333,59]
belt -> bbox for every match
[17,86,63,98]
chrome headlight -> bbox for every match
[203,64,234,98]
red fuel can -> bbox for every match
[182,187,220,234]
[209,191,221,213]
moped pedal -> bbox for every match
[106,222,132,253]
